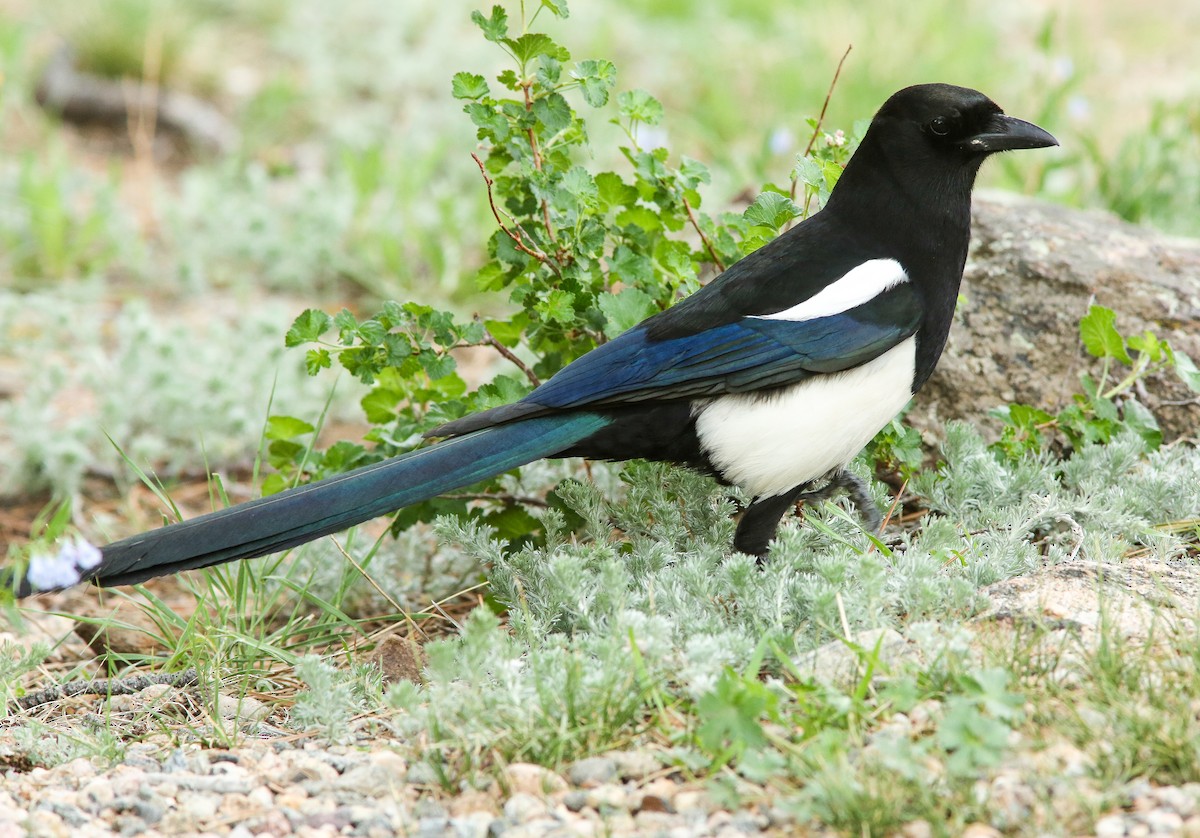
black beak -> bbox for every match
[959,113,1058,154]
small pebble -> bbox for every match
[503,792,547,822]
[1095,814,1128,838]
[567,756,617,788]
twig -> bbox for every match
[13,668,198,712]
[440,492,551,508]
[330,536,406,615]
[803,45,852,160]
[682,193,726,272]
[522,83,558,246]
[788,44,852,226]
[480,319,541,387]
[471,153,561,277]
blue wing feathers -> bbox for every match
[89,413,610,587]
[522,285,920,410]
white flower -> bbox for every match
[24,537,103,592]
[631,124,669,150]
[768,127,795,156]
[824,129,847,148]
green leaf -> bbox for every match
[361,388,402,425]
[1126,329,1165,361]
[465,102,510,140]
[285,309,332,346]
[532,92,572,136]
[304,348,332,376]
[496,69,520,90]
[792,156,824,188]
[607,244,653,285]
[1123,398,1163,450]
[937,698,1011,774]
[537,289,576,322]
[471,5,508,41]
[484,317,523,347]
[597,287,657,338]
[451,72,489,100]
[1174,350,1200,393]
[558,165,598,210]
[695,669,778,758]
[595,172,636,210]
[743,191,801,231]
[418,351,458,380]
[540,0,569,17]
[535,54,562,87]
[617,89,664,125]
[321,441,371,474]
[574,59,616,107]
[266,415,315,441]
[679,156,711,187]
[1079,305,1132,363]
[503,33,569,67]
[615,205,662,232]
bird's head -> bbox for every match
[874,83,1058,159]
[828,83,1057,223]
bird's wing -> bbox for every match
[536,279,922,408]
[431,242,922,438]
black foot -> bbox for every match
[803,469,883,534]
[732,469,884,561]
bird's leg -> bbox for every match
[733,485,810,559]
[794,469,883,533]
[734,470,885,562]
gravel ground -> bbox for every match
[8,726,1200,837]
[1,722,785,837]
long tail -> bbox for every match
[14,413,610,594]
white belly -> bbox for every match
[694,337,917,498]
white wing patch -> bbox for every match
[751,258,908,322]
[694,336,917,499]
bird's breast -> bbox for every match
[693,336,917,498]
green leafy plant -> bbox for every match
[990,304,1200,460]
[270,0,856,544]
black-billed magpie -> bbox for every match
[12,83,1056,595]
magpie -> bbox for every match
[11,83,1056,596]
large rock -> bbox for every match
[911,194,1200,442]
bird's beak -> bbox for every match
[959,113,1058,153]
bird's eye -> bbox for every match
[929,116,950,136]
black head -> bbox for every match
[825,83,1057,228]
[873,83,1057,158]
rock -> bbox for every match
[961,825,1002,838]
[567,756,617,788]
[791,627,911,687]
[216,693,272,724]
[406,761,440,785]
[610,750,660,780]
[978,558,1200,642]
[912,195,1200,444]
[900,820,933,838]
[503,763,568,796]
[1145,810,1185,834]
[503,792,547,822]
[583,783,628,812]
[183,792,221,823]
[671,790,709,814]
[450,812,495,838]
[71,599,174,657]
[367,635,427,684]
[23,809,69,838]
[563,790,588,812]
[1095,813,1128,837]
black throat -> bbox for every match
[821,131,983,392]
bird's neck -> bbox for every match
[824,139,982,390]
